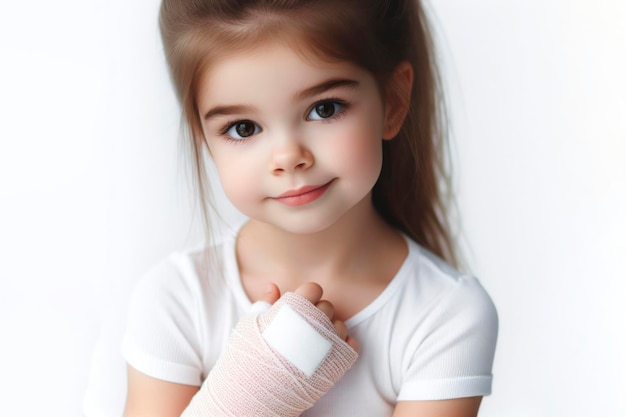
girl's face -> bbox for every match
[197,42,389,234]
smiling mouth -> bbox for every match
[273,180,334,206]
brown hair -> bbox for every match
[159,0,458,267]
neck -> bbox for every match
[236,198,403,288]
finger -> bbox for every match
[345,336,359,353]
[249,283,281,315]
[259,282,281,304]
[293,282,323,304]
[333,319,348,340]
[315,300,334,320]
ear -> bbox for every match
[382,61,413,140]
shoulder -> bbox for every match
[393,241,498,400]
[125,236,240,342]
[129,243,213,309]
[403,240,498,327]
[130,223,244,301]
[122,240,231,386]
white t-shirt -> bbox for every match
[122,228,498,416]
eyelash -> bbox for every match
[308,97,350,122]
[218,97,350,143]
[219,120,257,144]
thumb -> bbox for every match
[260,282,281,304]
[248,283,281,315]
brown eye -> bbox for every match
[226,120,260,139]
[314,102,336,118]
[235,122,255,137]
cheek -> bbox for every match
[212,150,261,208]
[220,171,248,203]
[325,116,384,182]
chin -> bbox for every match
[263,211,345,236]
[274,219,338,236]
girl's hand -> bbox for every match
[259,281,359,353]
[125,282,359,417]
[180,281,359,417]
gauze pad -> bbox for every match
[182,292,358,417]
[262,305,332,377]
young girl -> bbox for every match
[122,0,498,416]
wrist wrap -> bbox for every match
[182,292,358,417]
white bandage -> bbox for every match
[262,305,332,377]
[182,292,358,417]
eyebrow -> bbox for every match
[293,78,360,102]
[204,104,256,121]
[203,78,360,121]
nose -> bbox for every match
[270,139,314,175]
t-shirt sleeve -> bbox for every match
[122,254,204,386]
[397,275,498,401]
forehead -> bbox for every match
[196,41,371,108]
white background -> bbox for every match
[0,0,624,416]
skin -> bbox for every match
[124,41,482,417]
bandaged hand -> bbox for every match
[182,283,359,417]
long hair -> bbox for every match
[159,0,458,267]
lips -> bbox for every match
[273,180,334,207]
